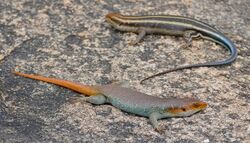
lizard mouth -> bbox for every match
[190,101,208,110]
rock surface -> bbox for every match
[0,0,249,142]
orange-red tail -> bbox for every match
[13,71,100,96]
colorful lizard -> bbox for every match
[105,13,237,83]
[14,71,207,132]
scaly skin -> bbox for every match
[14,71,207,132]
[105,13,237,83]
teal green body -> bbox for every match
[108,96,162,117]
[88,84,207,132]
[14,72,207,132]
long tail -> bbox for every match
[139,18,237,84]
[140,36,237,84]
[140,63,213,84]
[13,71,100,96]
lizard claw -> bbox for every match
[128,40,138,46]
[154,127,164,134]
[69,96,87,104]
[68,97,81,104]
[180,42,192,49]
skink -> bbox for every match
[14,71,207,132]
[105,13,237,83]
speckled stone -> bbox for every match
[0,0,249,142]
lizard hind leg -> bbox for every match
[86,94,107,105]
[69,94,107,105]
[182,30,202,48]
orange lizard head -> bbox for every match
[165,99,208,117]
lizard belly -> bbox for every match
[95,85,167,117]
[107,97,153,117]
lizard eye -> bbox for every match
[181,108,186,111]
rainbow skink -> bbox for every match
[105,13,237,83]
[14,71,207,132]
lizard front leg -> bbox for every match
[129,28,147,45]
[149,112,164,134]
